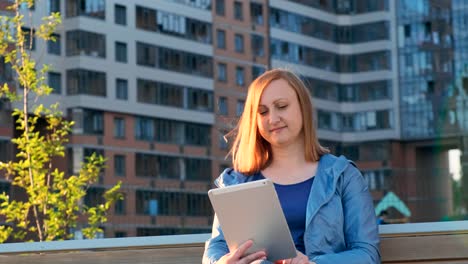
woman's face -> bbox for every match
[257,79,303,147]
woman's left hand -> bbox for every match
[273,250,315,264]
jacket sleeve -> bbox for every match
[202,214,230,264]
[312,165,381,264]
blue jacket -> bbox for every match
[202,154,381,264]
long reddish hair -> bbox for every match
[229,69,328,175]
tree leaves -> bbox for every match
[0,0,121,243]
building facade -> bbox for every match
[0,0,467,239]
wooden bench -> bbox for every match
[0,221,467,263]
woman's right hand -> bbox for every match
[217,240,267,264]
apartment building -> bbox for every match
[1,0,467,239]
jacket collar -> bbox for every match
[305,154,351,226]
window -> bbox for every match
[250,2,263,25]
[219,132,228,150]
[234,1,243,20]
[185,158,211,181]
[217,29,226,49]
[84,187,105,207]
[115,41,127,63]
[215,0,225,16]
[67,69,106,96]
[115,231,127,238]
[218,97,228,115]
[48,0,60,13]
[0,140,12,163]
[187,88,214,112]
[185,123,211,146]
[114,155,126,177]
[252,66,265,79]
[136,42,157,67]
[236,100,245,117]
[83,110,104,134]
[114,193,126,214]
[48,72,61,94]
[137,79,184,108]
[134,117,154,140]
[217,63,227,82]
[0,57,13,84]
[22,27,35,50]
[114,4,126,25]
[136,42,213,77]
[66,30,106,58]
[135,153,180,178]
[236,66,244,86]
[234,34,244,53]
[114,117,125,138]
[116,78,128,100]
[66,0,105,19]
[136,6,157,31]
[47,33,61,55]
[251,35,264,57]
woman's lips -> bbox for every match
[270,126,286,132]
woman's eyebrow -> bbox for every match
[258,98,288,107]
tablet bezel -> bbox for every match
[208,179,297,261]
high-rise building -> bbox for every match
[1,0,467,239]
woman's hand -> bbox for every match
[217,240,267,264]
[274,250,314,264]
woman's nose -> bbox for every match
[269,111,280,124]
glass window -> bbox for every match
[137,79,184,108]
[251,35,264,57]
[216,0,225,16]
[83,109,104,135]
[114,155,126,177]
[67,69,106,96]
[234,1,243,20]
[22,27,35,50]
[116,78,128,100]
[66,30,106,58]
[135,153,180,178]
[115,4,126,25]
[234,34,244,53]
[48,72,61,94]
[137,42,213,77]
[66,0,105,19]
[47,33,61,55]
[134,117,154,141]
[217,29,226,49]
[136,6,157,31]
[218,96,228,115]
[185,123,211,146]
[217,63,227,82]
[114,117,125,138]
[185,158,211,181]
[250,2,263,25]
[236,66,244,86]
[187,88,214,112]
[115,41,127,63]
[136,42,157,67]
[219,132,228,150]
[114,193,126,214]
[48,0,60,13]
[252,66,265,79]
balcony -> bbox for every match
[0,221,467,263]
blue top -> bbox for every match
[273,177,314,254]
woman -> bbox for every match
[203,69,380,264]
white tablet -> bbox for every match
[208,179,297,262]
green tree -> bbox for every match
[0,0,122,242]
